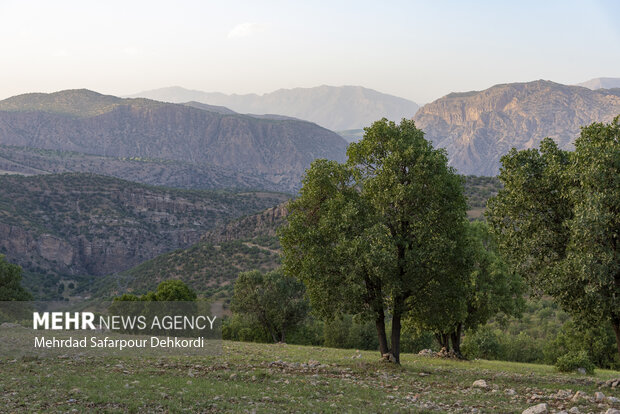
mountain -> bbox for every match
[0,89,348,192]
[0,173,289,299]
[127,85,419,130]
[0,145,283,192]
[576,77,620,90]
[412,80,620,176]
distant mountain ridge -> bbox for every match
[413,80,620,176]
[0,89,348,192]
[576,77,620,90]
[126,85,419,130]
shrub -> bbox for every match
[461,326,502,360]
[500,332,545,364]
[555,351,595,374]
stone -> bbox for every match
[571,391,588,402]
[521,403,548,414]
[568,407,580,414]
[505,388,517,396]
[418,349,435,357]
[604,409,620,414]
[472,380,488,389]
[554,389,573,400]
[576,367,587,375]
[594,391,605,402]
[607,396,620,403]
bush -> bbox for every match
[543,320,620,370]
[222,314,270,343]
[285,318,324,346]
[461,326,502,360]
[400,324,435,353]
[500,332,545,364]
[555,351,595,374]
[323,315,379,350]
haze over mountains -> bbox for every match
[576,77,620,90]
[413,80,620,176]
[0,89,347,192]
[127,85,420,131]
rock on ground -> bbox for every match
[522,403,548,414]
[472,379,488,389]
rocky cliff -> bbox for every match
[0,173,289,286]
[412,80,620,176]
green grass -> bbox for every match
[1,341,618,413]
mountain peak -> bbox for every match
[413,80,620,176]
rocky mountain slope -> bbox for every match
[101,211,286,298]
[127,85,419,130]
[0,145,282,191]
[0,89,348,192]
[0,173,289,298]
[412,80,620,176]
[576,77,620,90]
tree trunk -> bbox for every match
[390,296,404,364]
[435,333,450,350]
[375,308,389,357]
[612,317,620,362]
[451,323,463,358]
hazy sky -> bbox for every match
[1,0,618,103]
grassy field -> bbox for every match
[1,341,618,413]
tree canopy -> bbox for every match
[280,118,469,363]
[231,269,308,343]
[487,117,620,360]
[0,255,32,301]
[115,279,197,301]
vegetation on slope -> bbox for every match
[0,340,617,413]
[0,173,289,299]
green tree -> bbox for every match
[114,279,197,301]
[487,117,620,360]
[0,255,32,301]
[152,280,197,301]
[231,270,308,343]
[280,118,468,363]
[410,221,524,357]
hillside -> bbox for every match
[413,80,620,176]
[0,89,348,192]
[577,77,620,90]
[1,339,618,413]
[127,85,419,130]
[0,145,282,192]
[0,173,289,298]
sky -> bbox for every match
[0,0,618,103]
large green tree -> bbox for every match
[231,269,308,343]
[0,255,32,301]
[416,221,524,356]
[487,117,620,360]
[280,118,468,363]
